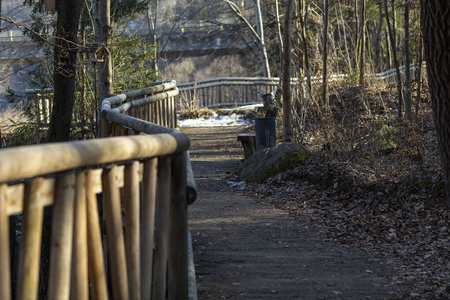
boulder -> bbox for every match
[238,143,308,183]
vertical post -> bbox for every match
[48,174,76,300]
[168,153,188,300]
[70,173,88,300]
[101,119,112,138]
[86,170,108,300]
[141,158,158,300]
[102,166,129,300]
[152,157,171,300]
[0,184,11,300]
[124,162,141,300]
[17,178,46,300]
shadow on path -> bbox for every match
[184,126,402,299]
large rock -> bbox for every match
[238,143,308,183]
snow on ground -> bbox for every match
[179,104,262,128]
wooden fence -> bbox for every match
[176,63,427,110]
[177,77,279,110]
[0,81,197,300]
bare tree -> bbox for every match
[94,0,113,137]
[282,0,294,142]
[404,0,412,121]
[384,0,404,119]
[46,0,84,142]
[221,0,270,77]
[322,0,329,105]
[254,0,270,77]
[421,0,450,207]
[373,1,384,72]
[146,0,159,72]
[358,0,365,85]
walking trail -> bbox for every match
[184,126,404,299]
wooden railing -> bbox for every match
[101,81,179,136]
[177,64,427,110]
[177,77,279,110]
[0,81,197,300]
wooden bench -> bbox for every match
[237,134,256,159]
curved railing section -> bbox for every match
[0,81,198,300]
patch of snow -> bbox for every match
[179,112,252,128]
[220,103,263,111]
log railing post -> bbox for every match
[141,158,158,300]
[86,170,108,300]
[168,152,188,300]
[17,178,46,300]
[0,184,11,300]
[48,174,76,300]
[152,156,171,300]
[70,172,88,300]
[102,166,129,300]
[124,161,141,300]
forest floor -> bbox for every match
[185,82,449,299]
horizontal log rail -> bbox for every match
[1,81,197,300]
[101,80,197,300]
[177,63,427,110]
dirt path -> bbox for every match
[184,126,405,299]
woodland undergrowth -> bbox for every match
[237,81,449,298]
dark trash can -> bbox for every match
[255,117,276,151]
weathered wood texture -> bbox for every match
[0,81,196,300]
[178,77,279,110]
[0,152,191,300]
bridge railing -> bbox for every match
[0,81,197,300]
[177,64,427,110]
[101,80,179,136]
[177,77,280,110]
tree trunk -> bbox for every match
[373,2,383,72]
[282,0,294,142]
[274,0,283,68]
[46,0,83,143]
[385,28,392,69]
[322,0,329,105]
[384,0,403,119]
[41,1,83,297]
[147,0,159,73]
[404,0,412,121]
[300,0,311,98]
[415,26,423,121]
[255,0,271,77]
[358,0,366,85]
[421,0,450,207]
[94,0,113,137]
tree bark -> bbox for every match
[384,0,404,119]
[299,0,311,98]
[404,0,412,121]
[421,0,450,207]
[46,0,83,143]
[373,1,383,72]
[358,0,365,85]
[94,0,113,137]
[282,0,294,142]
[147,0,159,73]
[42,1,83,297]
[322,0,329,105]
[415,26,423,121]
[254,0,271,77]
[274,0,283,67]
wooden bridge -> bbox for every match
[0,69,428,299]
[0,81,197,300]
